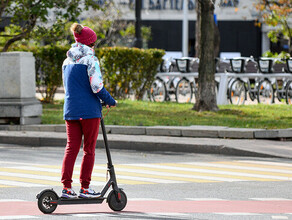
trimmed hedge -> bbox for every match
[15,45,164,103]
[97,47,164,99]
[35,46,68,103]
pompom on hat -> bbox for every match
[71,23,97,46]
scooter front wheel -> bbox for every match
[37,190,58,214]
[107,189,127,211]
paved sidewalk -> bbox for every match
[0,124,291,159]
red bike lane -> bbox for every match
[1,200,292,217]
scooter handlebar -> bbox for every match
[100,101,118,108]
[101,101,106,107]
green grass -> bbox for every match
[42,100,292,129]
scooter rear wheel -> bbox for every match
[37,191,58,214]
[107,189,127,211]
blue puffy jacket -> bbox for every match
[62,43,116,120]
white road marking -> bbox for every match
[271,216,289,219]
[127,163,291,181]
[185,162,292,174]
[1,160,292,188]
[0,180,44,187]
[214,212,261,216]
[250,198,292,201]
[0,216,38,219]
[115,165,245,182]
[0,199,26,202]
[240,160,292,168]
[9,166,183,184]
[185,198,227,201]
[127,198,162,201]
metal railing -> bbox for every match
[150,57,292,105]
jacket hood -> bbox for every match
[67,42,94,61]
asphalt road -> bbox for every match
[1,144,292,220]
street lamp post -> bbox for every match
[182,0,188,57]
[134,0,143,48]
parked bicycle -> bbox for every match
[174,57,199,103]
[281,58,292,105]
[285,58,292,104]
[150,57,178,102]
[256,57,292,104]
[256,57,278,104]
[226,57,260,105]
[150,77,167,102]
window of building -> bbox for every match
[219,0,239,7]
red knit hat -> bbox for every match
[72,25,97,46]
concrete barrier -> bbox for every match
[0,52,42,124]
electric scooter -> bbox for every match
[36,108,127,214]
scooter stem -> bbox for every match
[100,117,113,168]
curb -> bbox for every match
[0,124,292,140]
[0,131,286,159]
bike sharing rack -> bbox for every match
[154,57,292,105]
[216,72,292,105]
[155,72,292,105]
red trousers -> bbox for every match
[61,118,100,188]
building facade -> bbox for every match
[100,0,282,58]
[1,0,289,57]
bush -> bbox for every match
[34,46,68,103]
[14,45,164,102]
[96,47,164,99]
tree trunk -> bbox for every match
[196,1,219,58]
[195,1,201,57]
[193,0,218,112]
[214,20,220,57]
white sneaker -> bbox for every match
[79,187,101,198]
[61,187,78,199]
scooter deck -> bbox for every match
[52,197,106,205]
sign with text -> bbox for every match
[118,0,196,11]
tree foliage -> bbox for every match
[80,15,152,48]
[0,0,100,51]
[0,1,152,50]
[255,0,292,54]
